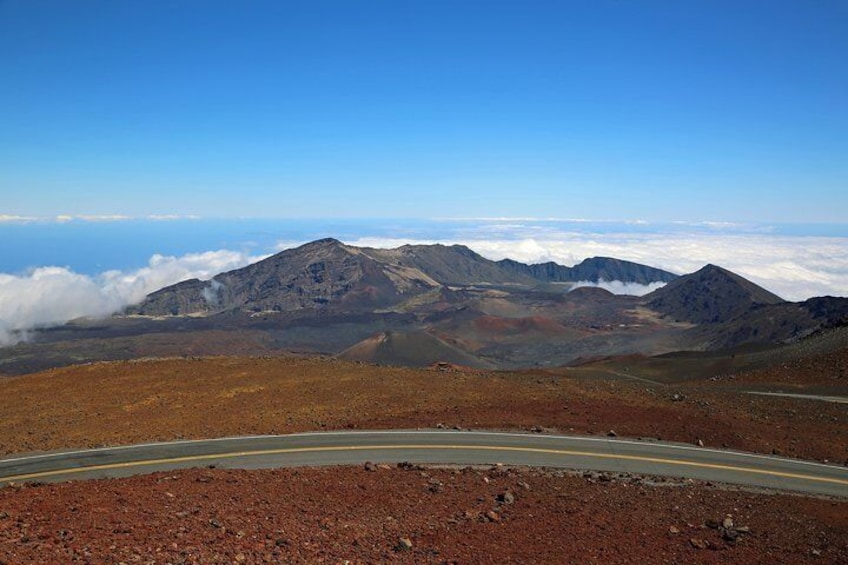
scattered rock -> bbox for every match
[497,491,515,505]
[209,519,223,529]
[427,479,444,493]
[689,538,708,550]
[396,537,413,551]
[607,430,617,437]
[722,516,734,530]
[397,462,422,471]
[696,438,705,447]
[705,519,721,529]
[364,462,377,472]
[436,423,446,429]
[736,525,751,534]
[485,510,501,523]
[517,480,531,491]
[668,526,680,534]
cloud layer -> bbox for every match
[0,250,263,346]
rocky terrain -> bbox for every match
[1,464,845,564]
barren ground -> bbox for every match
[1,465,846,564]
[0,354,846,563]
[0,356,845,464]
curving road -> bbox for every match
[1,431,846,497]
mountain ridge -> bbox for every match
[497,256,678,285]
[130,239,678,317]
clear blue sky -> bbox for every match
[1,0,846,222]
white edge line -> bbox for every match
[0,430,844,472]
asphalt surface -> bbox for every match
[1,431,846,497]
[745,391,848,404]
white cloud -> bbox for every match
[6,214,205,224]
[0,215,38,223]
[0,250,265,346]
[571,280,667,296]
[61,214,133,222]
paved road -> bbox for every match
[745,391,848,404]
[1,431,846,497]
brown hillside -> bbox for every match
[0,356,846,463]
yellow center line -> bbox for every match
[1,444,847,487]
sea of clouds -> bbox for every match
[1,221,847,346]
[0,250,264,346]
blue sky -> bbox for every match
[1,1,846,222]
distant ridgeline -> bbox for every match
[127,238,677,317]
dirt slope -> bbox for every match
[0,356,846,463]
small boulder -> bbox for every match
[497,491,515,505]
[689,538,708,550]
[396,537,413,551]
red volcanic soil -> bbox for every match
[1,465,846,564]
[1,355,847,563]
[0,356,846,463]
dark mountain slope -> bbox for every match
[645,264,784,325]
[496,257,677,284]
[131,239,439,316]
[495,259,574,282]
[693,295,848,350]
[362,244,538,286]
[569,257,678,284]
